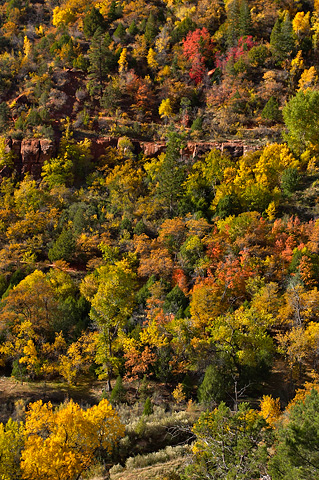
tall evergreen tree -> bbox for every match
[113,22,126,42]
[270,18,282,58]
[83,7,106,38]
[155,131,187,217]
[88,29,114,95]
[269,390,319,479]
[281,12,295,55]
[239,0,252,37]
[48,228,75,263]
[270,13,295,61]
[262,96,281,122]
[226,0,241,48]
[144,12,158,45]
[108,0,122,22]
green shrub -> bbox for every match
[198,364,231,405]
[110,376,126,404]
[191,117,202,132]
[281,167,299,195]
[11,359,27,381]
[143,396,153,416]
[262,96,281,122]
[48,228,76,263]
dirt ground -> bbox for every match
[0,375,104,423]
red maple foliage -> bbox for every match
[215,36,257,72]
[183,27,214,84]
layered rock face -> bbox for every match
[4,138,57,178]
[2,137,258,179]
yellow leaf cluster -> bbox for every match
[172,383,186,404]
[147,48,158,70]
[292,11,310,36]
[21,398,125,480]
[118,48,128,73]
[59,331,98,385]
[23,36,32,59]
[139,318,169,349]
[298,67,318,91]
[95,0,113,18]
[260,395,281,427]
[159,98,173,119]
[290,50,304,76]
[52,6,76,27]
[253,144,299,188]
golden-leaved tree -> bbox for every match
[21,398,125,480]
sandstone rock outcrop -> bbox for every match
[1,136,259,180]
[4,138,58,179]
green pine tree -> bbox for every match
[48,228,75,263]
[83,7,106,38]
[155,131,187,217]
[198,364,232,405]
[113,22,126,42]
[262,96,281,122]
[88,29,114,95]
[269,389,319,479]
[281,12,295,56]
[109,376,126,404]
[270,18,283,59]
[239,0,252,37]
[144,12,158,45]
[226,0,241,48]
[128,19,138,36]
[270,13,295,61]
[108,0,122,22]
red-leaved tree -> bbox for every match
[183,28,214,84]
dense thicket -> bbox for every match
[1,0,319,478]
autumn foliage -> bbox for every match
[183,28,214,84]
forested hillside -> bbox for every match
[1,0,319,478]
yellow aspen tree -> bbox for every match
[95,0,113,18]
[172,383,186,404]
[159,98,173,122]
[118,47,128,73]
[52,6,75,27]
[298,66,318,91]
[292,11,310,37]
[0,321,41,379]
[35,25,44,36]
[58,331,98,385]
[82,258,136,390]
[41,331,67,378]
[286,377,319,410]
[260,395,281,427]
[23,36,32,59]
[312,17,319,51]
[249,143,298,194]
[147,47,158,70]
[21,398,125,480]
[19,339,41,376]
[290,50,304,77]
[265,201,277,221]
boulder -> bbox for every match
[141,142,166,157]
[21,139,41,164]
